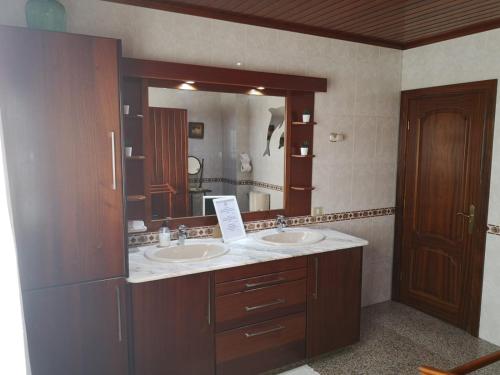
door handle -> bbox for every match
[456,204,475,234]
[245,299,285,312]
[110,131,117,190]
[313,257,319,300]
[115,286,122,343]
[244,325,285,338]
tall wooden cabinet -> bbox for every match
[0,26,128,375]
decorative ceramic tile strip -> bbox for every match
[128,207,396,247]
[487,224,500,236]
[189,177,283,192]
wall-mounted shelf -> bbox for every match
[290,186,316,191]
[126,155,146,160]
[127,195,146,202]
[291,121,317,126]
[291,154,315,158]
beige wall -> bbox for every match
[0,0,402,307]
[402,29,500,346]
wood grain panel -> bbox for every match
[394,80,497,336]
[130,273,215,375]
[216,313,306,375]
[0,26,125,290]
[23,278,128,375]
[215,279,306,332]
[105,0,500,49]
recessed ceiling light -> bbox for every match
[179,83,196,90]
[185,80,195,84]
[236,62,242,66]
[257,86,265,90]
[248,89,263,96]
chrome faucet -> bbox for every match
[276,215,287,232]
[177,225,188,245]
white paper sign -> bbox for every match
[213,196,246,242]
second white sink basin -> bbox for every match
[253,228,326,246]
[145,242,229,262]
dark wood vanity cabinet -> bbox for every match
[130,248,362,375]
[130,272,215,375]
[23,278,129,375]
[306,247,363,358]
[0,26,125,290]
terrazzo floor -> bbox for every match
[280,301,500,375]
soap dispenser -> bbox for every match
[158,220,171,247]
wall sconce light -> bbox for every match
[329,132,345,142]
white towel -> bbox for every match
[240,153,252,173]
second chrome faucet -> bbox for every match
[177,225,188,245]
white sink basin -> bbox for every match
[145,242,229,262]
[253,228,326,246]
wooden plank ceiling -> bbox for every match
[107,0,500,49]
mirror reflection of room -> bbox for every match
[147,87,286,219]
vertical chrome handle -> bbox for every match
[110,131,117,190]
[115,286,122,342]
[207,276,211,325]
[313,257,319,300]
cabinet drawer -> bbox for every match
[216,313,306,375]
[216,279,306,332]
[215,257,307,284]
[215,267,306,296]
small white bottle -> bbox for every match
[158,220,171,247]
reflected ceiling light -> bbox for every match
[178,83,196,90]
[185,80,195,84]
[257,86,265,90]
[236,62,243,66]
[248,89,263,96]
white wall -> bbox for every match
[0,0,402,307]
[402,29,500,345]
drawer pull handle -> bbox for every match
[245,298,285,312]
[245,277,285,289]
[244,325,285,338]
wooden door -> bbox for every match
[306,248,362,358]
[0,26,125,290]
[147,107,189,219]
[23,278,128,375]
[395,81,497,335]
[130,273,215,375]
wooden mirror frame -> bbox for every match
[121,58,327,230]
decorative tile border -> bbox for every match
[189,177,283,192]
[128,207,396,247]
[488,224,500,236]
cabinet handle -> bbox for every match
[245,277,285,289]
[110,131,117,190]
[207,276,211,325]
[313,257,319,300]
[245,325,285,338]
[115,286,122,343]
[245,298,285,312]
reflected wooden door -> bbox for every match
[148,107,189,219]
[395,81,496,335]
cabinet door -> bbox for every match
[0,26,125,290]
[130,273,215,375]
[23,278,128,375]
[306,248,362,358]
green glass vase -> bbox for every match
[25,0,67,32]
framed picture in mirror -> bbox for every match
[188,122,204,139]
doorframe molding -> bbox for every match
[392,79,498,336]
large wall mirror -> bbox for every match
[122,58,326,231]
[147,87,286,219]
